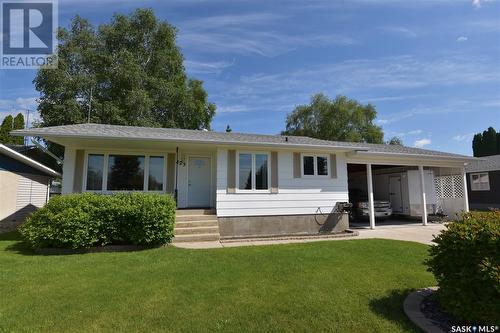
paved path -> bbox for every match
[173,223,447,249]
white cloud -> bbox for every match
[467,19,500,32]
[15,97,38,110]
[0,97,39,124]
[407,129,423,135]
[453,133,474,141]
[380,26,418,38]
[226,54,499,99]
[414,138,431,148]
[202,53,500,124]
[184,59,235,74]
[362,94,433,103]
[177,12,357,57]
[456,36,468,42]
[217,105,253,113]
[472,0,494,8]
[482,100,500,107]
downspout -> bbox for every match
[174,146,179,205]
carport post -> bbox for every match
[462,167,469,212]
[366,163,376,230]
[419,165,428,226]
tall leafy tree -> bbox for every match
[387,136,403,145]
[34,9,215,130]
[282,94,384,143]
[472,127,499,157]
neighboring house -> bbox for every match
[13,124,474,240]
[465,154,500,210]
[0,144,60,232]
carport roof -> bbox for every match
[13,123,472,160]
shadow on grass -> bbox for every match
[369,289,420,332]
[1,231,164,256]
[0,231,36,255]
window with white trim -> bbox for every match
[237,152,269,191]
[302,154,329,177]
[86,154,104,190]
[470,172,490,191]
[85,153,165,192]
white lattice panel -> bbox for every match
[434,175,464,198]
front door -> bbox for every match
[389,176,403,213]
[187,157,211,207]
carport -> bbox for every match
[346,150,471,229]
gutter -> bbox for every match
[346,150,475,163]
[0,144,61,178]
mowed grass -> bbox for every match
[0,232,434,332]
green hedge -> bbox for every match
[426,211,500,323]
[20,193,176,249]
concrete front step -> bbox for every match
[173,233,220,243]
[176,209,215,216]
[175,220,219,228]
[175,214,218,222]
[174,226,219,235]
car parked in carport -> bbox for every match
[349,189,393,220]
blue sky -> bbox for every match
[1,0,499,155]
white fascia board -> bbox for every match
[0,144,61,177]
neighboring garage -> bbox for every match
[0,144,60,232]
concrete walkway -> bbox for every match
[173,223,447,249]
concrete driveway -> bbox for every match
[352,223,446,245]
[173,223,447,249]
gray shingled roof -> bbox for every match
[13,123,471,159]
[465,154,500,172]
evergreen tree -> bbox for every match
[472,127,500,157]
[12,113,25,145]
[0,115,14,144]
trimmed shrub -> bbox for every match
[20,193,176,249]
[426,211,500,323]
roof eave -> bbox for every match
[347,150,473,163]
[0,144,61,177]
[11,130,360,151]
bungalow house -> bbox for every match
[13,124,473,241]
[0,144,60,232]
[465,154,500,210]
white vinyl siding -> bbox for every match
[13,173,50,221]
[216,149,348,217]
[16,174,49,210]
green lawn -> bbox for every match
[0,232,434,332]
